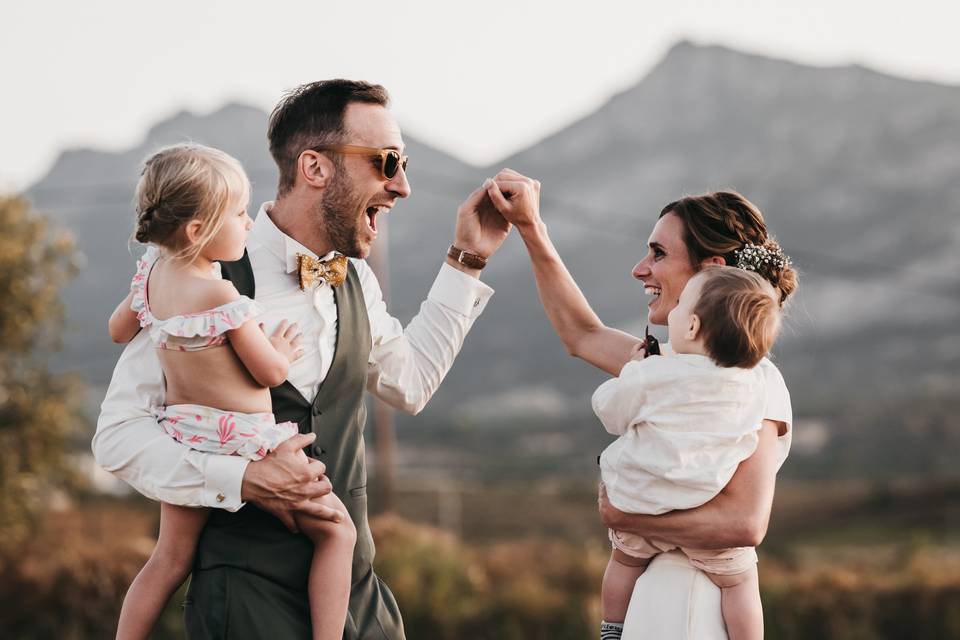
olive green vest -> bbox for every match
[184,253,404,640]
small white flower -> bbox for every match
[734,243,790,275]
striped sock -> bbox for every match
[600,620,624,640]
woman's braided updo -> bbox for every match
[659,191,798,306]
[133,144,250,262]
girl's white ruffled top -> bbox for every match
[129,245,263,351]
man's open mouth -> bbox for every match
[365,206,388,234]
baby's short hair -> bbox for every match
[692,266,781,368]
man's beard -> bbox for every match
[317,171,364,258]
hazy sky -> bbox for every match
[3,0,958,190]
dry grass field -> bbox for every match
[2,477,958,639]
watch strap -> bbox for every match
[447,245,488,270]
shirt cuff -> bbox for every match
[203,454,249,511]
[428,262,494,318]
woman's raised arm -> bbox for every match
[486,172,639,377]
[599,421,781,549]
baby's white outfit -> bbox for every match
[594,352,780,574]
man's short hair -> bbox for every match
[693,266,781,369]
[267,80,390,195]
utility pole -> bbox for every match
[367,217,396,513]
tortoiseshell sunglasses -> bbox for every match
[312,144,409,180]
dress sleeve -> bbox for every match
[759,358,792,434]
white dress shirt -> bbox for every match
[93,203,494,511]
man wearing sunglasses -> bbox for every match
[95,80,511,639]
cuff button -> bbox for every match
[216,493,226,503]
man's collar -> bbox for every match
[252,202,343,274]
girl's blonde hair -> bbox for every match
[134,143,250,262]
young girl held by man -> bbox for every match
[108,144,355,640]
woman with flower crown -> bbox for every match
[481,170,797,640]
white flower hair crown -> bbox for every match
[733,243,791,275]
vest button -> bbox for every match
[312,408,322,417]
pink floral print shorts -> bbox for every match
[156,404,299,461]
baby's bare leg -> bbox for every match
[116,503,208,640]
[706,566,763,640]
[294,492,357,640]
[602,548,652,623]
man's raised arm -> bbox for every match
[364,181,509,415]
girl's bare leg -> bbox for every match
[116,503,208,640]
[601,548,652,623]
[707,566,763,640]
[294,492,357,640]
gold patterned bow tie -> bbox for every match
[296,253,348,290]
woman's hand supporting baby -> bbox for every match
[597,421,782,549]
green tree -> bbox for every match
[0,194,83,558]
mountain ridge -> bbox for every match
[24,41,960,464]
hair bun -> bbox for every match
[733,240,796,305]
[734,242,790,276]
[134,202,159,244]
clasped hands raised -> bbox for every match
[457,168,543,238]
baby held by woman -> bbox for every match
[596,265,784,640]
